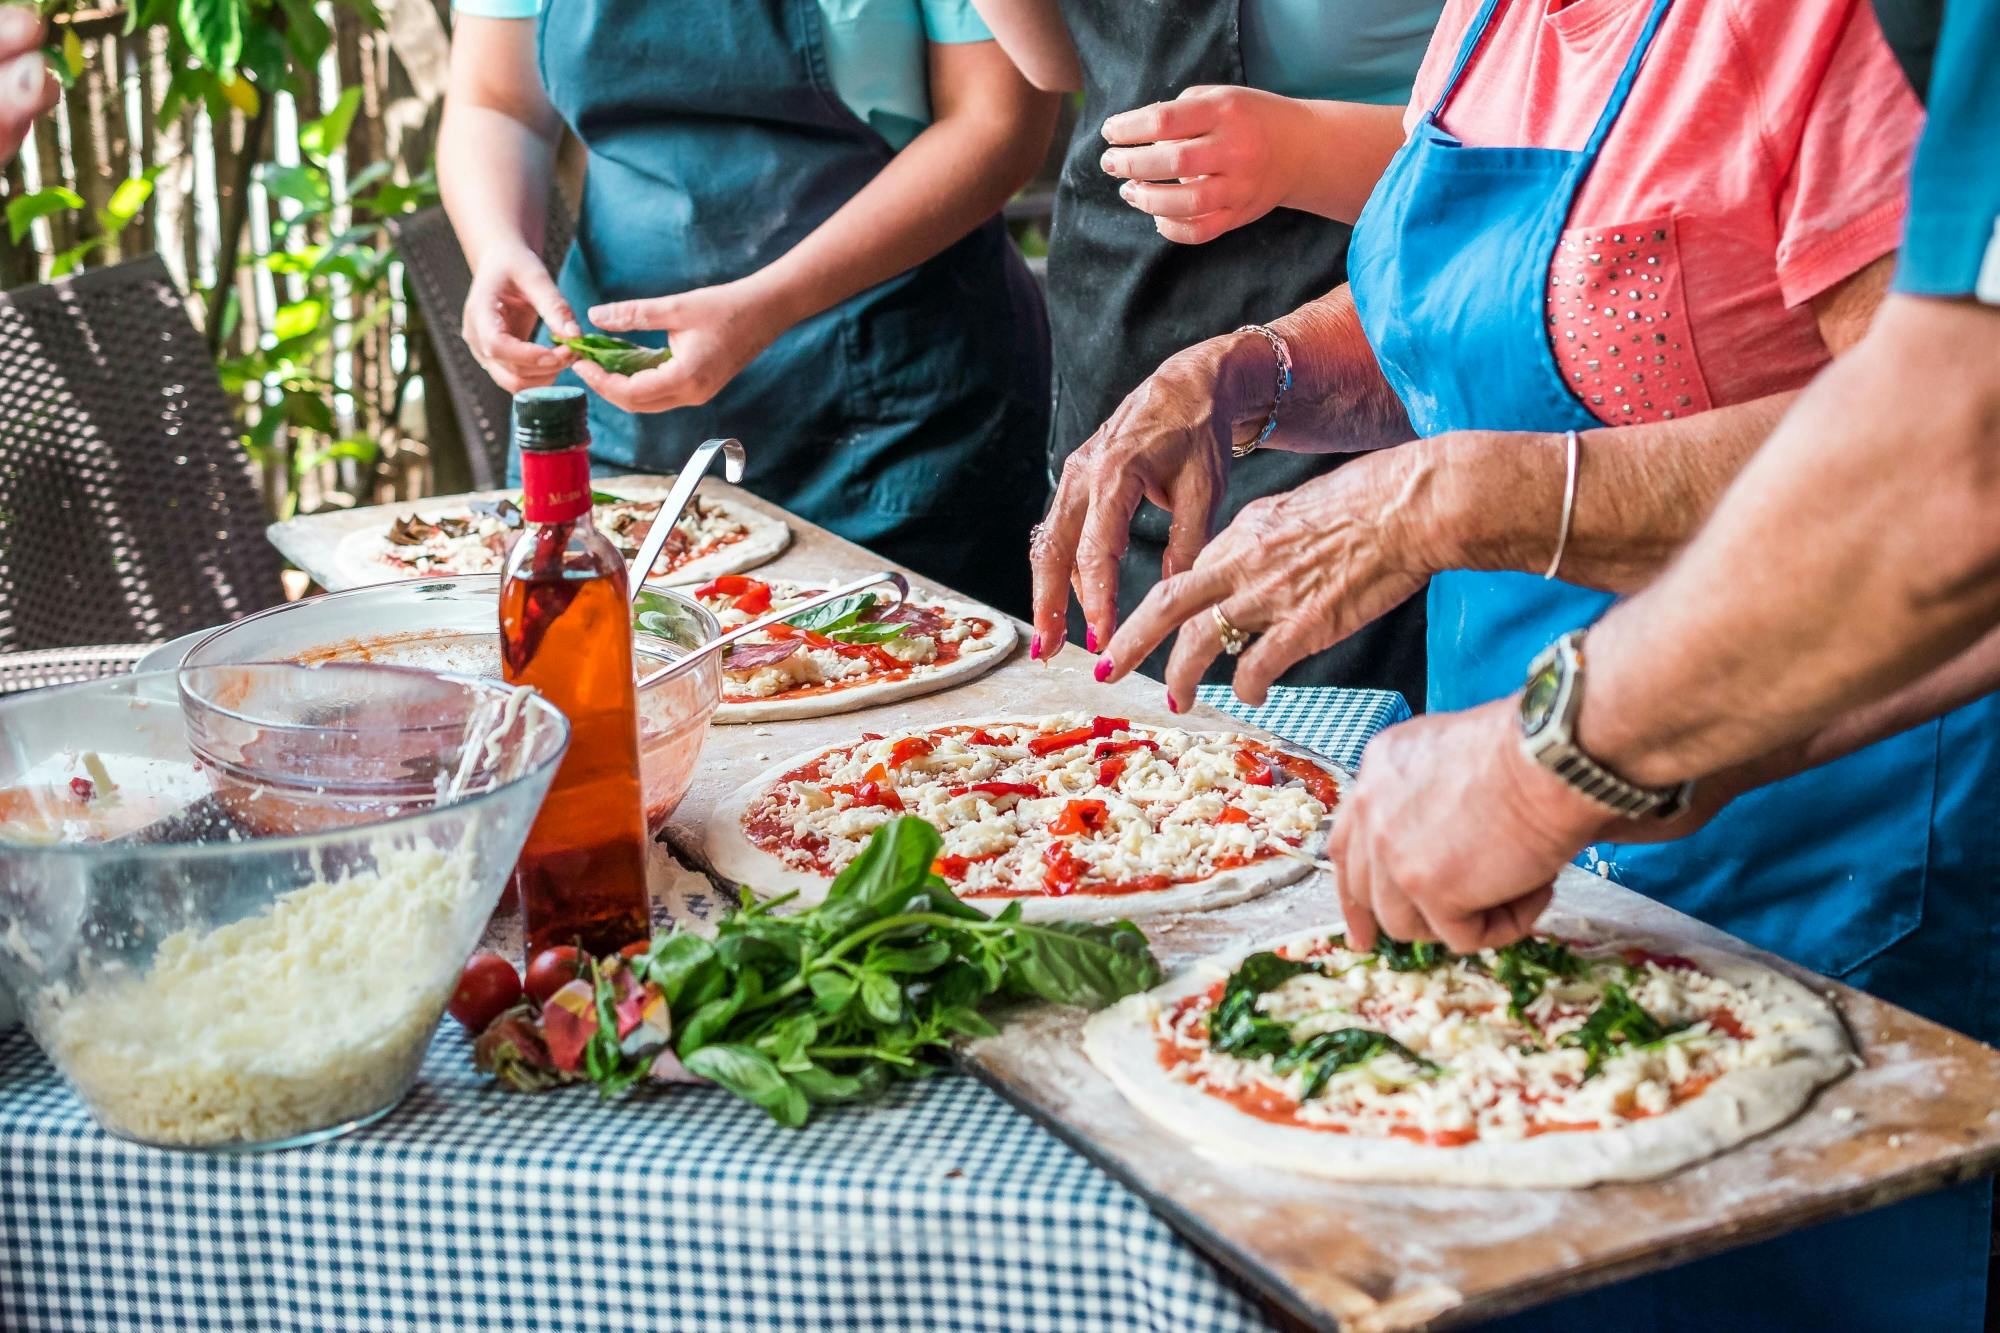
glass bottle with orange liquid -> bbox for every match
[499,386,651,958]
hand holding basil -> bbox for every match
[559,332,672,376]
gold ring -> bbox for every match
[1212,605,1252,656]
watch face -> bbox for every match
[1521,658,1563,736]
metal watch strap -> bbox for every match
[1231,324,1292,459]
[1521,631,1694,821]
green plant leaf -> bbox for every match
[557,332,671,376]
[293,436,378,477]
[300,87,361,163]
[100,173,157,229]
[635,931,717,1008]
[683,1044,809,1128]
[270,297,326,343]
[49,238,104,277]
[178,0,243,72]
[276,0,330,63]
[260,161,331,211]
[6,187,83,244]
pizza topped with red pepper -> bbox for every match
[704,714,1344,920]
[686,578,1015,723]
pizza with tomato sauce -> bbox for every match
[1083,924,1852,1187]
[704,714,1345,920]
[687,577,1015,723]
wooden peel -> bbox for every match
[628,438,747,598]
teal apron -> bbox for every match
[535,0,1050,613]
[1345,0,1999,1325]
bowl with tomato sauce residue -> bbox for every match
[177,575,721,834]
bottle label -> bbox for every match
[520,447,592,523]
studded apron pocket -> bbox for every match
[1545,215,1712,426]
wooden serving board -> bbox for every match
[273,479,2000,1330]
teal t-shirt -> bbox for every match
[1240,0,1442,104]
[451,0,992,150]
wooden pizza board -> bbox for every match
[271,479,2000,1331]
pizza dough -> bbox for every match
[704,715,1347,921]
[328,483,789,591]
[691,578,1017,724]
[1083,922,1854,1188]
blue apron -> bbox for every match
[535,0,1050,612]
[1346,0,1999,1326]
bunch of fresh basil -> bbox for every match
[559,332,672,376]
[582,817,1163,1126]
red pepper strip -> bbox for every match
[1041,841,1090,896]
[825,780,904,812]
[1096,756,1127,788]
[1217,804,1252,824]
[731,583,773,615]
[694,574,755,599]
[1092,738,1159,760]
[768,622,837,649]
[931,849,1004,880]
[889,736,935,767]
[945,781,1042,800]
[834,642,907,673]
[1048,798,1110,837]
[1091,716,1130,738]
[1235,748,1276,786]
[966,728,1010,747]
[1028,725,1096,757]
[860,732,885,742]
[863,762,891,785]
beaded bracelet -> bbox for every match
[1231,323,1292,459]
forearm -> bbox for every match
[1435,394,1793,593]
[1579,296,2000,784]
[745,58,1057,331]
[437,23,562,270]
[1276,101,1409,224]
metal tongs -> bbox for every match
[628,437,747,599]
[637,570,910,688]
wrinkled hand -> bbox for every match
[1098,85,1302,245]
[1030,338,1263,660]
[581,278,790,413]
[1327,701,1618,953]
[462,242,579,394]
[0,9,59,165]
[1095,447,1443,708]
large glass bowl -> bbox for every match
[0,665,569,1151]
[178,575,722,833]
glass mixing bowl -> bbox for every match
[178,575,722,833]
[0,665,569,1151]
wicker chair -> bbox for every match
[0,256,285,656]
[0,643,152,695]
[388,204,574,490]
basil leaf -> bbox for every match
[677,968,763,1056]
[859,971,905,1026]
[1559,982,1683,1078]
[635,932,715,1008]
[1489,937,1586,1021]
[807,971,857,1015]
[824,621,907,646]
[1002,918,1164,1009]
[558,332,672,376]
[791,1061,891,1106]
[632,589,703,650]
[684,1044,809,1127]
[816,816,950,935]
[869,940,952,974]
[1273,1028,1435,1101]
[784,592,876,634]
[1373,938,1452,972]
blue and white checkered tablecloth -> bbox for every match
[0,688,1408,1333]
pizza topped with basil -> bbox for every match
[705,714,1344,920]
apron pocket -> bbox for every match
[1546,215,1714,427]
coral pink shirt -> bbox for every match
[1402,0,1922,425]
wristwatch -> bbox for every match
[1518,630,1694,820]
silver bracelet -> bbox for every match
[1543,429,1580,580]
[1231,324,1292,459]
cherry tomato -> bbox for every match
[448,952,523,1032]
[525,945,588,1006]
[619,940,649,960]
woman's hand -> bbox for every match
[0,9,56,164]
[578,277,793,413]
[462,242,580,393]
[1098,86,1308,245]
[1093,444,1451,708]
[1030,334,1273,661]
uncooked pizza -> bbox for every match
[705,714,1344,920]
[688,576,1015,723]
[331,487,788,589]
[1083,925,1853,1187]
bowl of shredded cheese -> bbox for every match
[0,665,569,1151]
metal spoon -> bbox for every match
[628,437,747,600]
[637,570,909,688]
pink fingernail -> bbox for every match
[1085,626,1098,653]
[1166,691,1181,714]
[1093,656,1112,683]
[1028,633,1041,660]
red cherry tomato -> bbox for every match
[448,952,523,1032]
[525,946,588,1006]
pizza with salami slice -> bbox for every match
[1083,924,1853,1187]
[687,577,1016,723]
[704,714,1345,920]
[330,486,788,590]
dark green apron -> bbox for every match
[537,0,1050,613]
